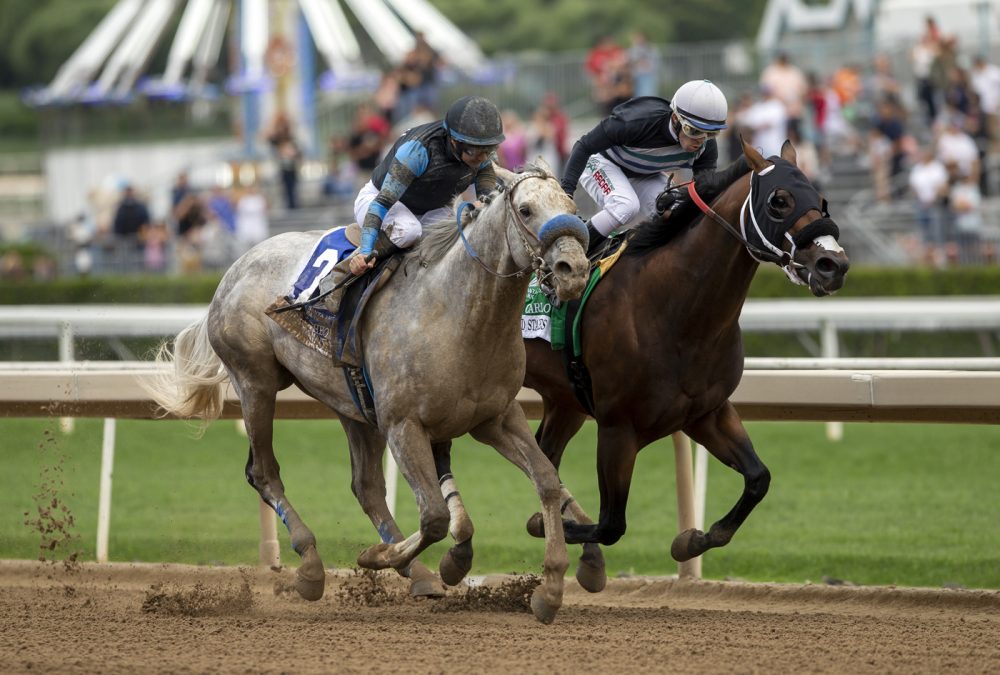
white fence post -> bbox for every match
[384,450,398,517]
[95,418,116,563]
[59,321,75,434]
[821,319,843,441]
[258,499,280,568]
[672,432,702,579]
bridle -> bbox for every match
[687,163,839,283]
[455,170,552,279]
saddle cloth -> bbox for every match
[520,240,630,352]
[287,224,360,303]
[264,224,362,358]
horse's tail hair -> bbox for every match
[141,314,227,429]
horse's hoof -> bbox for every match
[406,560,446,598]
[295,545,326,601]
[530,585,560,625]
[439,539,473,586]
[526,512,545,538]
[575,548,607,593]
[670,528,703,563]
[409,577,446,598]
[357,543,392,570]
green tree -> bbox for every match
[431,0,768,52]
[0,0,115,88]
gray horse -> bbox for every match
[144,162,590,623]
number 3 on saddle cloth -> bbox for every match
[265,224,400,372]
[522,238,630,416]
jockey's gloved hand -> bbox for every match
[655,186,686,217]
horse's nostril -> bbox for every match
[554,260,572,278]
[816,256,844,278]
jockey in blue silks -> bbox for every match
[324,96,505,314]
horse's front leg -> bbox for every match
[672,400,770,562]
[525,400,606,593]
[239,385,325,601]
[341,417,444,598]
[355,419,450,573]
[470,402,569,625]
[431,441,476,586]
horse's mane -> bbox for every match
[416,162,551,266]
[625,155,750,256]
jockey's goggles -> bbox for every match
[459,143,498,159]
[679,119,721,140]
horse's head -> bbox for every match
[490,159,590,301]
[742,139,850,297]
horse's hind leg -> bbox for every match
[430,441,475,586]
[526,402,606,593]
[237,379,325,601]
[341,417,444,598]
[470,402,569,624]
[355,419,450,573]
[673,401,770,562]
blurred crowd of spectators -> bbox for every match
[9,16,999,281]
[726,15,999,267]
[56,171,270,278]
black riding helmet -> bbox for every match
[444,96,505,146]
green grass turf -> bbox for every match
[2,417,998,589]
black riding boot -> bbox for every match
[586,221,609,258]
[323,230,400,316]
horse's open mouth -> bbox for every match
[797,266,844,297]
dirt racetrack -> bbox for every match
[2,559,997,674]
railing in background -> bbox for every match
[4,360,1000,580]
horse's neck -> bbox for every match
[432,206,527,319]
[651,181,759,328]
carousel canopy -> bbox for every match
[25,0,484,106]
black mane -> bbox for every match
[625,155,749,256]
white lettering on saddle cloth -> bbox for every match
[289,227,357,303]
[521,276,553,342]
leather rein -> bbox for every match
[686,179,806,271]
[455,170,550,279]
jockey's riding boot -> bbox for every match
[586,221,609,258]
[320,257,355,316]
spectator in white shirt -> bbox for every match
[908,146,949,265]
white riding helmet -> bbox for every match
[670,79,728,132]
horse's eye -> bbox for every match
[767,190,793,217]
[519,205,531,218]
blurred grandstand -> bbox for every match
[1,0,998,276]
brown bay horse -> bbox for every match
[516,139,851,589]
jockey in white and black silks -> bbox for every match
[560,79,729,253]
[348,95,505,276]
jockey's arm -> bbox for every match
[560,120,617,197]
[474,161,498,200]
[359,140,429,260]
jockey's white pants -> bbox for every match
[578,154,671,236]
[354,181,452,248]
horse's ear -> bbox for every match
[741,135,768,171]
[492,162,516,184]
[533,155,554,176]
[780,139,798,166]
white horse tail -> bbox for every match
[142,315,228,425]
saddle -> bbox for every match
[266,249,400,357]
